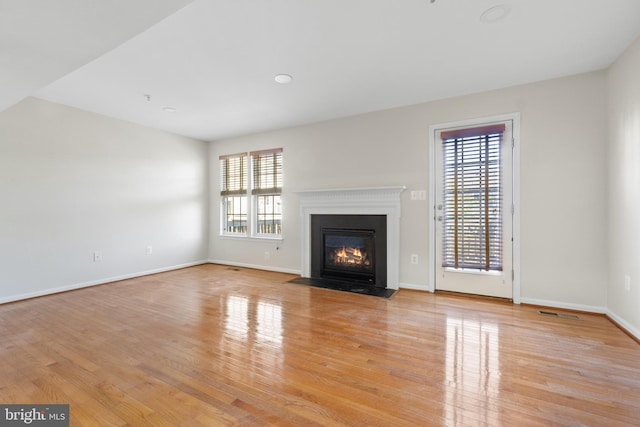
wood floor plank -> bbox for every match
[0,264,639,426]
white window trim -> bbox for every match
[220,149,283,239]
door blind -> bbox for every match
[441,124,504,271]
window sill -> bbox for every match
[219,234,283,242]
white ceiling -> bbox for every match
[4,1,640,141]
[0,0,193,112]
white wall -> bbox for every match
[209,71,609,311]
[0,72,613,318]
[0,97,209,302]
[607,36,640,337]
[0,56,632,334]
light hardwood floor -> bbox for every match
[0,264,639,426]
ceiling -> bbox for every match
[4,1,640,141]
[0,0,193,113]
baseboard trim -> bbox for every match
[399,283,431,292]
[520,297,639,343]
[605,310,640,344]
[520,297,606,314]
[0,260,209,305]
[207,259,301,275]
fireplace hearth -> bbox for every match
[288,276,396,298]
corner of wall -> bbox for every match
[605,35,640,341]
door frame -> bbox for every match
[428,113,521,303]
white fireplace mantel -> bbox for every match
[297,186,406,290]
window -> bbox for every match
[252,149,283,235]
[220,148,283,237]
[220,152,248,234]
[441,124,504,271]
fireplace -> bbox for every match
[311,214,387,287]
[298,186,405,290]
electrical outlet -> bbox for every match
[264,251,270,260]
[93,251,102,262]
[411,254,418,264]
[146,245,153,255]
[624,275,631,291]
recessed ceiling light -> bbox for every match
[274,74,293,84]
[162,106,177,113]
[480,4,510,23]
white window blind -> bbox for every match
[441,124,504,271]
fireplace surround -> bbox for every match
[311,214,387,287]
[298,186,405,290]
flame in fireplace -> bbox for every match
[334,246,369,266]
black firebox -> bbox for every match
[310,214,387,288]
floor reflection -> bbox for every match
[257,300,283,344]
[445,316,500,426]
[225,295,249,337]
[218,294,285,380]
[224,295,283,345]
